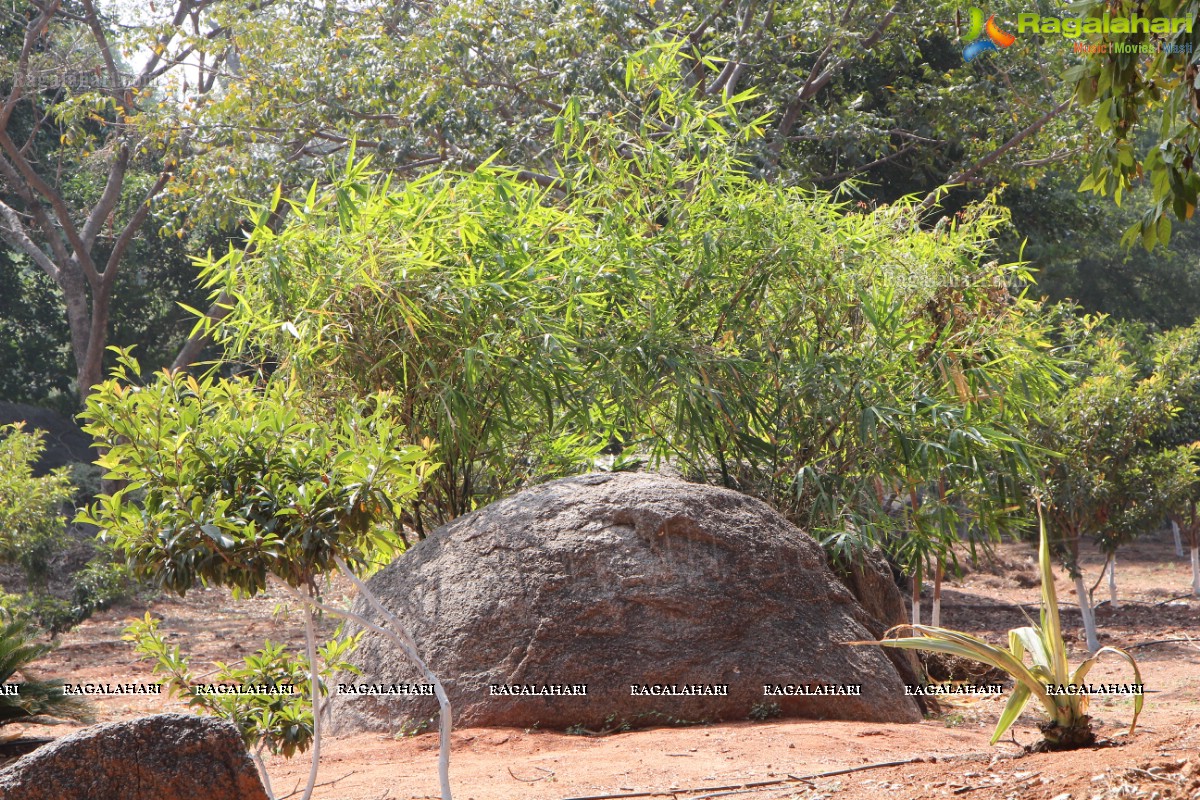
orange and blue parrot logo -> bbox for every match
[962,7,1016,61]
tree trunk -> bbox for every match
[1172,519,1184,558]
[58,266,102,396]
[251,747,276,800]
[1073,572,1099,652]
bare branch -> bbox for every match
[690,0,736,41]
[134,0,195,88]
[0,198,60,280]
[1,2,60,129]
[771,2,902,161]
[0,153,74,268]
[171,291,232,372]
[78,0,123,89]
[814,141,920,183]
[0,128,97,281]
[1015,147,1081,168]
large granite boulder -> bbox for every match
[331,472,922,733]
[834,547,924,697]
[0,714,269,800]
[0,403,93,475]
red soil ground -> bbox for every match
[9,525,1200,800]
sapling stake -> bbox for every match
[910,560,922,627]
[1108,554,1119,610]
[1192,543,1200,597]
[333,555,453,800]
[299,596,323,800]
[276,561,454,800]
[931,558,944,628]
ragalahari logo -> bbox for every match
[962,7,1017,61]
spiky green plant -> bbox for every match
[0,614,92,727]
[854,508,1143,750]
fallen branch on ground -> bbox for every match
[560,757,926,800]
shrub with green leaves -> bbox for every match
[78,354,432,596]
[125,613,361,761]
[190,44,1061,587]
[0,423,73,593]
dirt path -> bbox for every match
[12,525,1200,800]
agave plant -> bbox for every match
[855,509,1143,750]
[0,614,93,728]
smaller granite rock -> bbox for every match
[0,714,269,800]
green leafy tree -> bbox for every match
[136,0,1085,230]
[0,0,250,400]
[1028,320,1182,650]
[1067,0,1200,247]
[1005,177,1200,331]
[0,0,1089,403]
[78,353,446,800]
[1149,322,1200,597]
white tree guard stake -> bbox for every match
[279,569,455,800]
[1108,555,1118,610]
[333,556,453,800]
[911,574,921,627]
[1172,520,1185,558]
[1192,545,1200,597]
[301,605,323,800]
[1073,573,1100,653]
[931,560,943,628]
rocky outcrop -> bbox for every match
[331,472,922,733]
[0,403,92,475]
[834,548,925,705]
[0,714,269,800]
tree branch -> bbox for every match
[918,100,1071,213]
[171,291,233,372]
[78,0,124,89]
[815,141,920,183]
[0,198,60,280]
[102,166,172,279]
[0,129,98,282]
[0,153,74,269]
[0,2,59,129]
[770,2,901,161]
[81,146,130,250]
